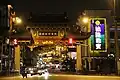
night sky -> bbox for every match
[12,0,116,21]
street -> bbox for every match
[0,74,120,80]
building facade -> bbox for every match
[0,4,14,73]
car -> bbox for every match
[49,60,61,70]
[26,67,48,76]
[60,64,67,71]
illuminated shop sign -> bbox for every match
[90,18,107,52]
[38,32,58,36]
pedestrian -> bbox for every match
[21,66,27,78]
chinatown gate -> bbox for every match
[13,13,91,73]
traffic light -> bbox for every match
[13,39,18,45]
[68,38,73,44]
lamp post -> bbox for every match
[76,16,91,72]
[113,0,120,75]
[82,17,89,57]
[8,16,22,74]
[82,17,92,71]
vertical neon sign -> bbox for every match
[90,18,107,52]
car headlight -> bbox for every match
[45,69,48,72]
[29,68,33,70]
[30,70,33,73]
[38,70,41,73]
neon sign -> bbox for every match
[95,20,102,49]
[89,18,107,52]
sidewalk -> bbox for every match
[0,71,20,77]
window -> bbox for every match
[110,32,114,39]
[54,33,57,35]
[110,43,115,48]
[45,33,47,35]
[39,33,41,35]
[118,32,120,39]
[42,33,44,35]
[38,32,58,36]
[51,33,53,35]
[48,33,50,35]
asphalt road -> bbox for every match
[0,74,120,80]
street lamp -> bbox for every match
[82,17,89,24]
[82,16,92,71]
[12,17,22,24]
[12,17,22,33]
[8,16,22,74]
[76,16,91,72]
[16,17,22,24]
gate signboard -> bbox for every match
[89,18,107,52]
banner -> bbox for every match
[89,18,107,52]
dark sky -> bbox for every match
[12,0,114,21]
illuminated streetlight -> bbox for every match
[12,17,22,24]
[82,17,89,24]
[16,17,22,24]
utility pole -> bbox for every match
[113,0,120,75]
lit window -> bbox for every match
[54,33,57,35]
[48,33,50,35]
[45,33,47,35]
[42,33,44,35]
[39,33,41,35]
[51,33,53,35]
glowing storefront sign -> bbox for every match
[89,18,107,52]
